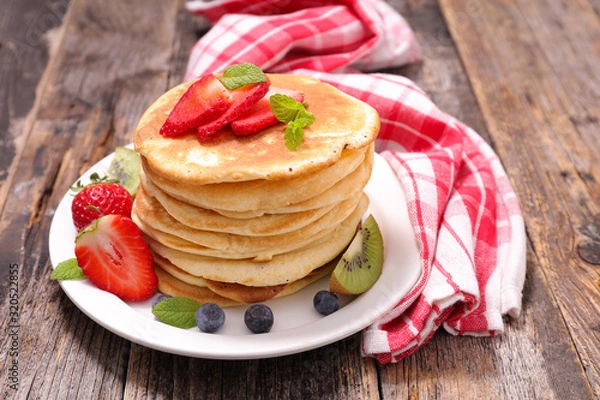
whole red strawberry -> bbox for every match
[75,214,157,301]
[71,182,133,231]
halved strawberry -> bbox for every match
[160,74,229,137]
[231,87,304,136]
[197,80,270,140]
[75,214,157,301]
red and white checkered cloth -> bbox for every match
[185,0,527,363]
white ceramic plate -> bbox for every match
[49,150,422,359]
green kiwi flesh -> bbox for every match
[330,214,384,295]
[107,146,141,196]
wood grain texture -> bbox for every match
[440,0,600,398]
[1,0,598,398]
[0,0,182,398]
[0,0,68,292]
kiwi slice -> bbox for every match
[107,146,141,196]
[330,214,384,295]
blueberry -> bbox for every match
[244,304,274,334]
[195,303,225,333]
[152,293,172,308]
[313,290,339,316]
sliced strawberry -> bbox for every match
[75,214,158,301]
[231,87,304,136]
[160,74,229,137]
[197,80,270,140]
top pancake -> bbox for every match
[134,74,380,185]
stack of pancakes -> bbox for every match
[132,74,380,306]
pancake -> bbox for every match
[154,253,208,287]
[138,179,338,235]
[154,255,336,305]
[133,195,364,261]
[144,195,368,287]
[203,262,335,303]
[134,74,380,185]
[133,186,365,260]
[154,265,241,307]
[141,143,371,212]
[134,71,380,305]
[140,147,372,217]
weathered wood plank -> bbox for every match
[124,344,227,399]
[0,0,183,398]
[439,0,600,397]
[0,0,68,286]
[165,4,212,88]
[0,1,72,398]
[124,335,379,400]
[271,334,380,399]
[0,0,68,193]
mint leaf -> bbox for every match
[270,94,315,150]
[51,258,87,280]
[152,297,201,329]
[218,63,267,90]
[284,120,305,150]
[270,94,305,122]
[295,109,316,127]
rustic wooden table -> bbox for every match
[1,0,599,399]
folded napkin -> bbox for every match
[185,0,527,363]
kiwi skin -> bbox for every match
[330,214,384,295]
[107,147,141,196]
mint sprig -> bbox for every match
[283,120,305,151]
[218,63,267,90]
[50,258,87,280]
[152,297,201,329]
[270,94,315,150]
